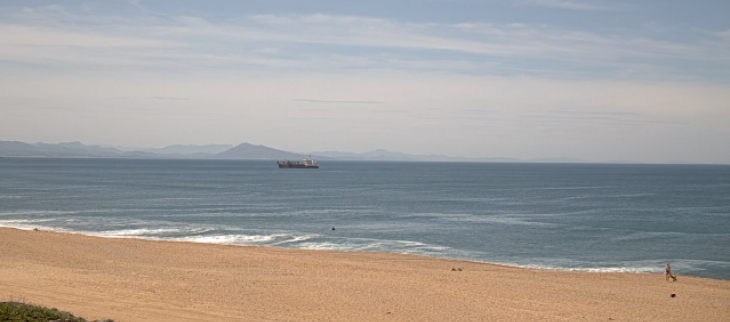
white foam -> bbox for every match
[0,210,83,216]
[403,212,558,227]
[0,222,71,233]
[93,228,181,237]
[270,234,317,245]
[0,219,55,224]
[298,242,344,250]
[172,233,313,246]
[0,219,62,232]
[613,231,688,241]
[523,265,660,274]
[176,235,247,244]
[495,258,724,275]
[290,236,458,258]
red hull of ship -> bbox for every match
[277,161,319,168]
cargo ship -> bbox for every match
[277,158,319,169]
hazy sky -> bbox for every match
[1,0,729,163]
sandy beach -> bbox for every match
[1,228,728,321]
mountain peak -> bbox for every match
[215,143,305,160]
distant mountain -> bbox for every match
[311,149,589,163]
[0,140,591,163]
[0,141,298,160]
[311,149,518,162]
[312,149,461,161]
[0,141,178,158]
[472,156,520,163]
[309,150,363,159]
[0,141,42,156]
[359,149,417,160]
[0,141,128,158]
[143,144,233,156]
[35,141,126,156]
[214,143,311,160]
[525,157,589,163]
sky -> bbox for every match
[1,0,729,164]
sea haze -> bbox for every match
[1,158,728,280]
[0,140,590,163]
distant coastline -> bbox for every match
[0,140,721,165]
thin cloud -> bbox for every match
[459,109,500,115]
[520,0,618,11]
[293,99,383,104]
[548,110,640,116]
[0,5,728,81]
[145,97,190,101]
[373,109,408,114]
[0,25,180,48]
[519,113,688,126]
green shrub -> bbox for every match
[0,301,113,322]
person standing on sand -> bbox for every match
[665,263,677,281]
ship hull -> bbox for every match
[277,163,319,169]
[277,160,319,168]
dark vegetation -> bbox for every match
[0,302,113,322]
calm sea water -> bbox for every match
[1,158,729,280]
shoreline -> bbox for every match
[2,226,696,278]
[2,227,729,321]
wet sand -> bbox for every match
[1,227,729,321]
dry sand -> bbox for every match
[1,228,729,321]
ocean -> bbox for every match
[1,158,729,280]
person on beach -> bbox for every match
[665,263,677,281]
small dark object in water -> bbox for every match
[331,227,335,231]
